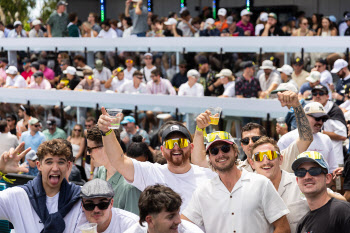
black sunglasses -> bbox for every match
[82,199,112,211]
[87,145,103,154]
[294,167,327,177]
[74,129,82,132]
[209,144,231,155]
[33,124,41,128]
[312,92,326,96]
[312,116,327,122]
[241,136,261,145]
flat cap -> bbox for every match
[80,179,115,199]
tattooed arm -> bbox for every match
[277,91,313,153]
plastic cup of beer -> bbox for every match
[106,108,122,129]
[79,223,97,233]
[208,107,222,125]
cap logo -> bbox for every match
[170,125,180,131]
[319,106,323,111]
[305,107,310,112]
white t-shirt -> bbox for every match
[223,81,235,97]
[124,67,137,81]
[93,67,112,91]
[124,220,204,233]
[0,187,83,233]
[177,19,193,37]
[98,28,117,38]
[320,70,333,99]
[182,169,289,233]
[6,75,27,88]
[111,78,126,92]
[278,170,309,233]
[75,207,138,233]
[140,66,156,83]
[323,101,347,165]
[278,129,337,172]
[119,80,148,94]
[129,159,216,212]
[178,82,204,97]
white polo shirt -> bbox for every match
[129,159,216,212]
[178,82,204,97]
[182,169,289,233]
[110,78,126,92]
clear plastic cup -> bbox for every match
[79,223,97,233]
[208,107,222,125]
[106,108,122,129]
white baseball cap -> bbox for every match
[63,66,76,75]
[187,69,200,79]
[216,68,233,78]
[304,102,329,118]
[13,21,22,27]
[144,53,153,58]
[164,18,178,25]
[259,60,275,70]
[32,19,41,26]
[6,66,18,75]
[271,82,298,94]
[218,8,227,16]
[331,59,348,73]
[306,71,321,83]
[205,18,215,25]
[241,9,252,17]
[277,64,293,76]
[259,12,268,22]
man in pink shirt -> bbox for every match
[28,71,51,90]
[39,59,55,86]
[0,58,8,85]
[236,9,254,36]
[146,68,176,95]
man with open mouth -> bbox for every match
[0,139,82,232]
[98,109,216,212]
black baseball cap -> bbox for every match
[316,59,327,66]
[198,56,208,65]
[312,84,328,94]
[30,62,40,70]
[33,71,44,78]
[292,57,303,65]
[243,61,255,69]
[161,124,192,143]
[0,57,8,64]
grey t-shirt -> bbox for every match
[129,5,149,34]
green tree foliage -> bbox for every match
[40,0,59,24]
[0,0,36,24]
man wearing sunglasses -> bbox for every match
[19,118,46,159]
[292,152,350,233]
[119,71,148,94]
[78,178,138,233]
[182,131,290,233]
[98,108,215,212]
[278,102,338,173]
[311,84,347,166]
[193,91,313,173]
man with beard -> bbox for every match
[331,59,350,105]
[192,91,313,173]
[293,152,350,232]
[98,108,216,212]
[181,131,290,233]
[278,102,338,173]
[311,84,347,165]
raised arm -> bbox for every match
[277,91,313,152]
[191,110,211,168]
[125,0,131,17]
[98,107,135,182]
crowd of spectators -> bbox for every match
[1,1,350,39]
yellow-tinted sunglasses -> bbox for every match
[205,131,231,143]
[163,138,190,150]
[253,150,279,162]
